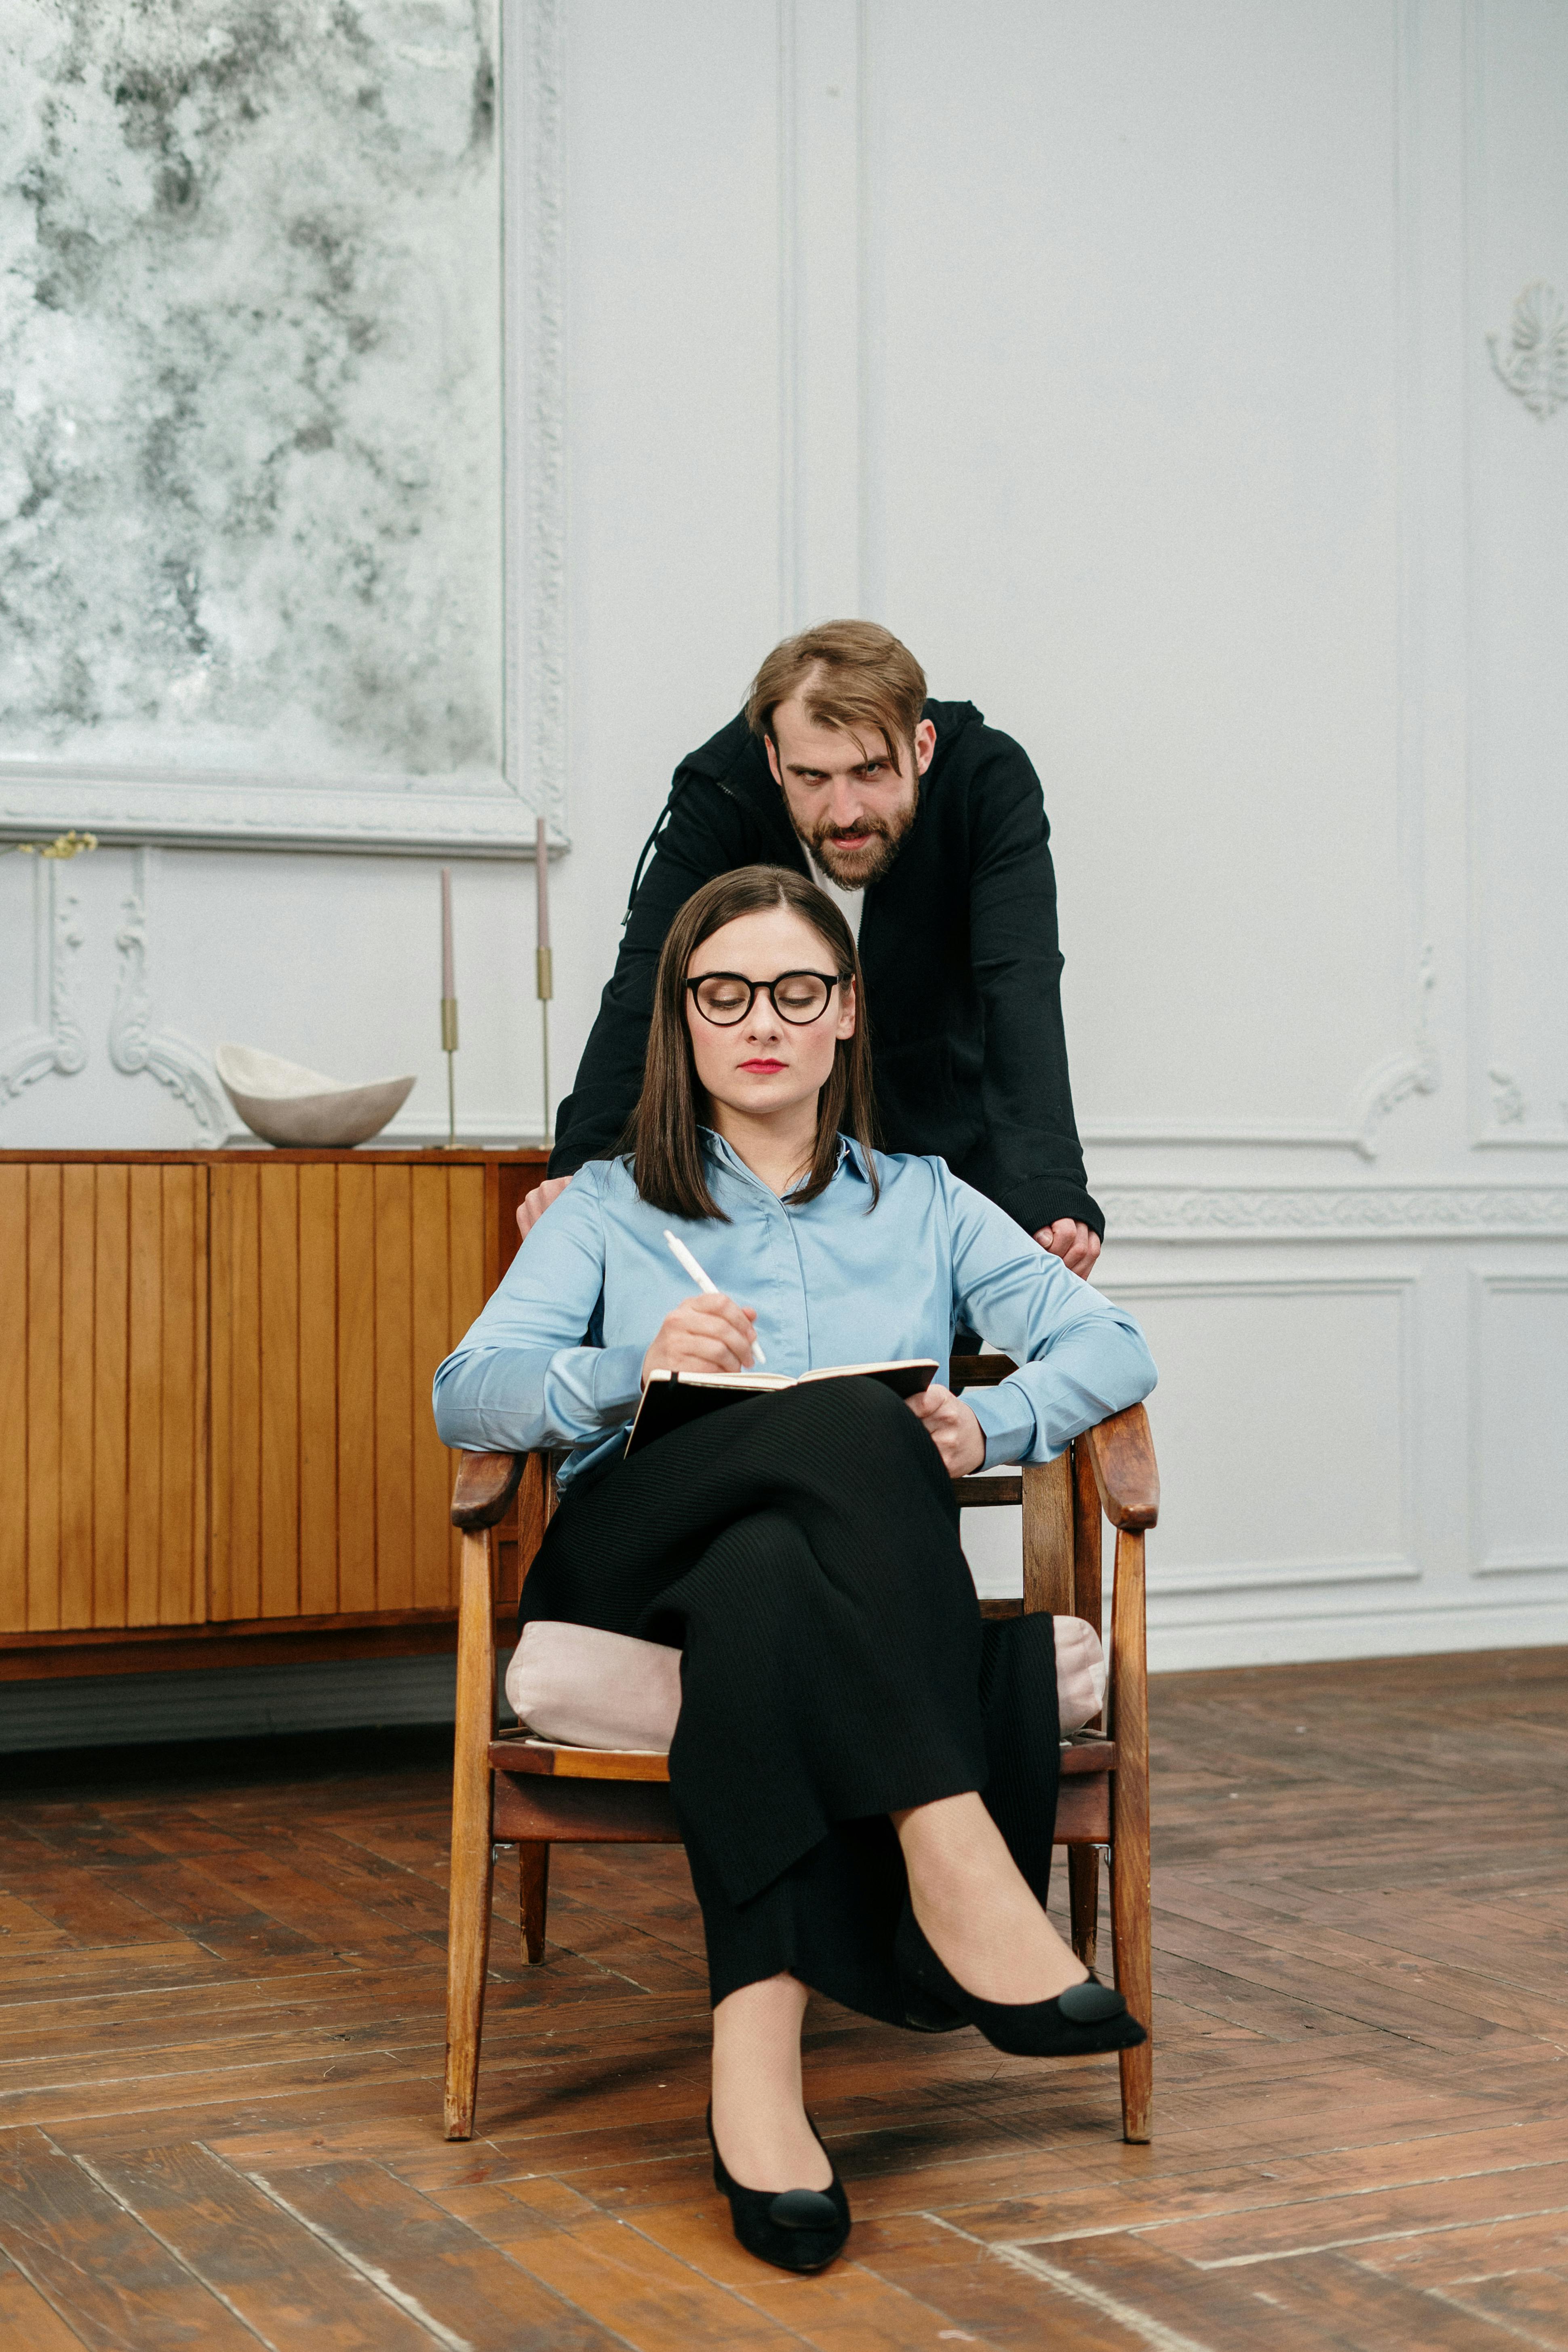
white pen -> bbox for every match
[663,1228,767,1365]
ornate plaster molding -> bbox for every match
[1348,948,1439,1154]
[0,859,88,1106]
[1473,1073,1568,1149]
[1100,1184,1568,1241]
[107,849,230,1145]
[1488,282,1568,421]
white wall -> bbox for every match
[4,0,1566,1675]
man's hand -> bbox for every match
[642,1293,760,1387]
[905,1382,986,1477]
[1036,1218,1101,1277]
[517,1174,572,1241]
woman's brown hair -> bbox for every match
[626,864,880,1222]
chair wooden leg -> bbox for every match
[1109,1528,1153,2143]
[444,1528,496,2142]
[1068,1844,1099,1970]
[520,1842,550,1964]
[443,1785,494,2140]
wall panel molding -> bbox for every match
[1083,953,1437,1158]
[1150,1555,1420,1599]
[777,0,865,629]
[1468,1269,1568,1579]
[1082,4,1438,1161]
[1100,1183,1568,1241]
[1465,0,1568,1147]
[1101,1273,1421,1600]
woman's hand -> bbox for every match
[642,1292,760,1387]
[1055,1615,1107,1732]
[905,1382,986,1477]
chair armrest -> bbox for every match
[1083,1404,1159,1531]
[451,1450,525,1531]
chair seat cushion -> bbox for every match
[506,1613,1106,1755]
[1056,1616,1108,1733]
[505,1621,681,1753]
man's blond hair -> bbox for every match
[746,620,927,767]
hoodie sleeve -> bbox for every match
[548,742,757,1178]
[965,732,1103,1239]
[936,1163,1155,1466]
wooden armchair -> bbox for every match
[443,1359,1159,2145]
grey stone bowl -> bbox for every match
[214,1043,416,1148]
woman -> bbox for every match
[434,865,1156,2274]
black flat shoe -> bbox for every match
[902,1981,968,2034]
[706,2105,850,2273]
[894,1902,1148,2061]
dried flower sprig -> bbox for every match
[1,830,99,859]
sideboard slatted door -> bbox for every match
[0,1161,208,1635]
[209,1161,485,1622]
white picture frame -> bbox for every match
[0,0,563,858]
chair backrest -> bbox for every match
[457,1357,1153,1642]
[951,1353,1085,1621]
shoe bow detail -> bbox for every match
[892,1901,1149,2060]
[1056,1977,1129,2023]
[769,2187,842,2230]
[706,2106,851,2272]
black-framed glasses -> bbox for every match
[685,970,849,1027]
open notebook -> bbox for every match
[625,1359,938,1458]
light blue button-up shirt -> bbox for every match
[433,1136,1155,1490]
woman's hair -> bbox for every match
[627,864,881,1222]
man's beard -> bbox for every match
[797,790,919,889]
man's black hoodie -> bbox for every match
[549,699,1102,1239]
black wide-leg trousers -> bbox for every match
[521,1376,1062,2024]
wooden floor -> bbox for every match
[1,1647,1566,2351]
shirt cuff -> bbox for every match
[964,1380,1039,1469]
[589,1344,646,1424]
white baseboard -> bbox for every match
[1146,1601,1568,1674]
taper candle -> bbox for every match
[440,867,455,999]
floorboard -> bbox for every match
[0,1650,1564,2349]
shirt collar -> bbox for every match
[697,1127,870,1189]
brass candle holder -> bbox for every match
[441,995,459,1148]
[535,814,553,1148]
[536,946,552,1146]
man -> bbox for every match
[520,620,1102,1273]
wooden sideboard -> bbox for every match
[0,1147,548,1680]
